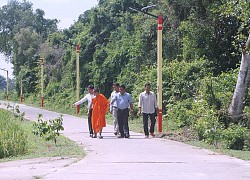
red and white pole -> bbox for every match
[40,58,44,108]
[76,45,80,114]
[20,80,23,103]
[157,15,163,133]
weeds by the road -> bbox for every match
[0,109,27,158]
[0,109,85,162]
[187,141,250,161]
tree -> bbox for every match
[228,34,250,122]
[222,0,250,122]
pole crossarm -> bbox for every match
[129,7,159,19]
[0,68,8,72]
[60,39,76,46]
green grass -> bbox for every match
[0,111,85,162]
[186,141,250,161]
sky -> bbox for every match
[0,0,98,79]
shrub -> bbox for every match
[194,109,223,147]
[0,109,27,158]
[245,131,250,150]
[32,114,64,144]
[222,124,248,150]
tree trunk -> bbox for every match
[228,34,250,122]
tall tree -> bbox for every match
[221,0,250,122]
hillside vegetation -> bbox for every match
[1,0,250,150]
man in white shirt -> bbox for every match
[73,85,94,137]
[110,82,120,135]
[138,83,158,138]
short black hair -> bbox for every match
[113,82,119,87]
[145,83,151,87]
[120,84,126,89]
[88,84,94,89]
[94,88,99,93]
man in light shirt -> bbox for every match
[138,83,158,138]
[73,85,94,137]
[110,84,134,138]
[110,82,120,135]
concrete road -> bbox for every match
[1,100,250,180]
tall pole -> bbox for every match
[0,68,9,100]
[157,15,163,132]
[20,80,23,103]
[40,58,44,107]
[76,45,80,114]
[6,70,9,100]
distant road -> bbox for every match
[1,100,250,180]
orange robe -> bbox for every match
[92,94,109,133]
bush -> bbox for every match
[222,124,248,150]
[32,114,64,144]
[245,131,250,150]
[0,109,27,158]
[165,99,196,130]
[194,109,223,147]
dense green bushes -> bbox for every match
[0,109,27,158]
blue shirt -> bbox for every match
[111,92,134,110]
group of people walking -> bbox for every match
[73,82,158,139]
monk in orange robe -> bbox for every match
[91,88,109,138]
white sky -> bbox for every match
[0,0,98,79]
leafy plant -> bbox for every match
[0,109,27,158]
[222,124,248,150]
[32,114,64,144]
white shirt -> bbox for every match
[110,91,119,110]
[138,91,157,114]
[74,93,94,109]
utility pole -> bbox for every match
[76,44,80,114]
[60,39,81,114]
[157,15,163,132]
[129,5,163,132]
[0,68,9,100]
[20,80,24,103]
[40,58,44,107]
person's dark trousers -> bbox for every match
[88,109,93,135]
[143,113,156,136]
[117,108,129,137]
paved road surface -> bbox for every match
[1,100,250,180]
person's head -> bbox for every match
[145,83,151,92]
[113,82,119,92]
[87,84,94,94]
[93,88,99,96]
[119,84,126,95]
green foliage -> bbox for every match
[0,109,27,158]
[222,124,248,150]
[245,131,250,150]
[1,0,250,152]
[32,114,64,144]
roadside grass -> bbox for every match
[0,110,85,162]
[186,141,250,161]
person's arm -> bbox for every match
[110,94,117,105]
[73,95,88,106]
[138,93,142,115]
[154,93,158,115]
[110,93,113,113]
[88,101,93,115]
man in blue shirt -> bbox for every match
[110,84,134,138]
